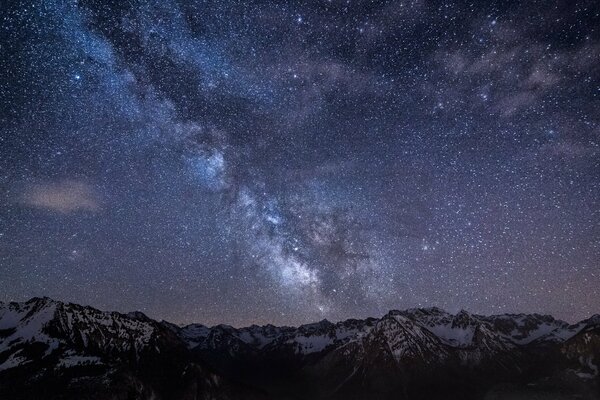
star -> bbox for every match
[0,0,598,326]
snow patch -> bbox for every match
[58,354,102,368]
[0,350,30,371]
[289,335,333,354]
[425,324,475,346]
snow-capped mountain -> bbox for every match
[0,297,161,364]
[1,297,598,400]
[174,306,600,399]
[0,297,269,400]
[175,306,595,369]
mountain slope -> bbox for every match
[177,307,600,399]
[1,297,598,400]
[0,297,269,400]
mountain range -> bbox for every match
[1,297,598,399]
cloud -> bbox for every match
[20,180,101,214]
[428,15,600,118]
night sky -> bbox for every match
[1,0,599,326]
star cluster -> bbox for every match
[1,0,599,325]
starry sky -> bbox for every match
[1,0,599,326]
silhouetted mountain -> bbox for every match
[0,297,269,400]
[1,298,598,399]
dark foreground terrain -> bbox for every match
[0,297,598,399]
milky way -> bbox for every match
[1,0,599,326]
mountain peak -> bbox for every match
[25,296,57,306]
[126,311,151,321]
[1,297,598,400]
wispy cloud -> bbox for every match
[20,180,101,214]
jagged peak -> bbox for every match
[299,319,333,330]
[385,309,403,317]
[405,306,448,315]
[245,323,286,330]
[452,309,475,322]
[580,314,600,327]
[489,312,558,321]
[126,311,151,321]
[381,311,413,325]
[4,297,596,349]
[213,323,236,331]
[180,322,208,329]
[25,296,58,306]
[160,320,181,331]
